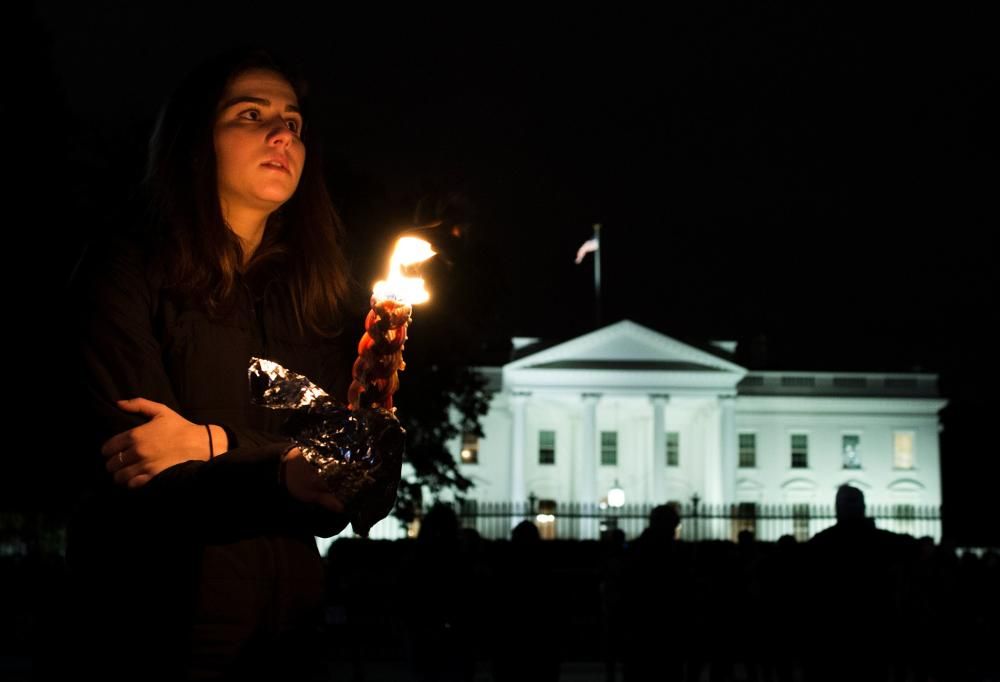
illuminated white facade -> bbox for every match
[453,321,945,513]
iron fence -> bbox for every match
[358,498,943,543]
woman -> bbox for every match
[65,46,390,680]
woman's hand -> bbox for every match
[281,447,345,514]
[101,398,212,489]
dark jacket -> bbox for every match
[65,232,371,680]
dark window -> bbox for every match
[739,433,756,468]
[781,376,816,388]
[600,431,618,466]
[539,430,555,465]
[666,432,680,467]
[791,434,808,468]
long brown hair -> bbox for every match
[141,45,352,338]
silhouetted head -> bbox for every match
[417,502,460,545]
[776,534,797,550]
[835,485,866,522]
[649,503,681,535]
[511,520,541,544]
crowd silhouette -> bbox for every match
[321,487,997,681]
[22,486,999,680]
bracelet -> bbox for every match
[205,424,214,460]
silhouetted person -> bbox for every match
[760,535,804,682]
[511,518,541,544]
[405,503,476,682]
[491,520,560,682]
[600,527,628,682]
[733,530,764,682]
[806,485,914,682]
[622,504,689,682]
[459,526,494,670]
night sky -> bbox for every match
[21,3,997,543]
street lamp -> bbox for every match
[604,480,625,538]
[608,480,625,509]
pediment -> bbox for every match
[506,320,746,374]
[887,478,926,493]
[736,478,765,491]
[781,477,818,492]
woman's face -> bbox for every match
[213,68,306,215]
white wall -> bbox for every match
[735,396,942,507]
[458,391,942,510]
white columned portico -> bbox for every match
[577,393,600,506]
[703,400,724,505]
[509,391,530,505]
[720,395,737,506]
[649,394,670,504]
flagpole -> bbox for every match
[593,223,602,328]
[574,225,603,329]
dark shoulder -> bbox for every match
[68,230,165,313]
[73,230,157,281]
[808,524,839,546]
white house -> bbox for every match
[446,320,945,540]
[338,320,945,545]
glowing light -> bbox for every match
[536,514,555,524]
[372,237,435,304]
[608,481,625,508]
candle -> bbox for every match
[348,237,435,412]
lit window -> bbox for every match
[791,434,808,468]
[792,504,811,542]
[460,432,479,464]
[894,431,915,469]
[842,434,861,469]
[739,433,756,468]
[539,430,556,465]
[536,499,557,540]
[666,432,680,467]
[733,502,757,538]
[601,431,618,466]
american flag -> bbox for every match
[574,237,599,264]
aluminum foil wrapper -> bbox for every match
[248,357,405,536]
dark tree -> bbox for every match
[341,179,507,526]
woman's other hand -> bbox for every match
[101,398,217,489]
[281,447,345,514]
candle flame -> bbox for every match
[372,236,435,304]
